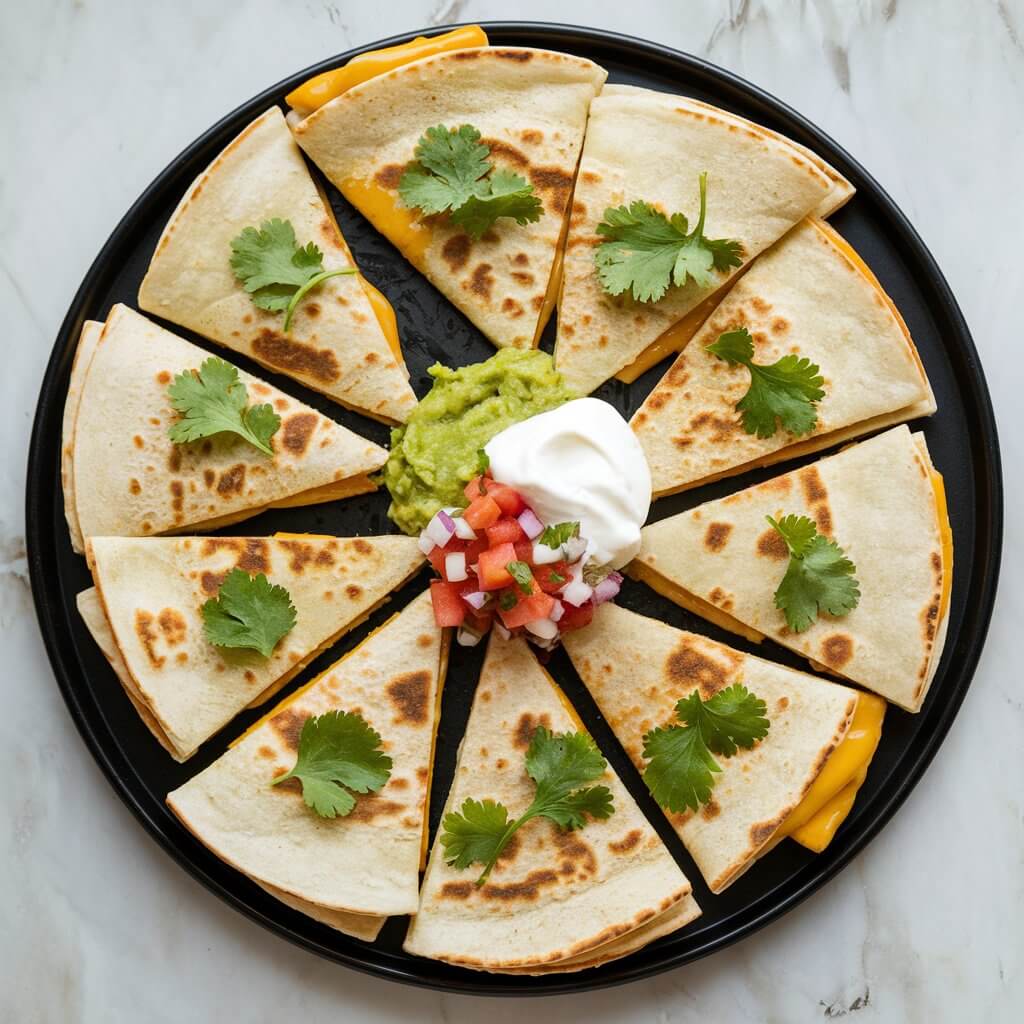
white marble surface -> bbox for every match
[2,0,1020,1020]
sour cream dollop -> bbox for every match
[485,398,652,570]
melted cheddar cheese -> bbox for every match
[359,276,403,362]
[930,467,953,624]
[341,178,431,267]
[286,26,490,115]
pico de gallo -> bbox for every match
[420,472,623,648]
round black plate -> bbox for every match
[26,22,1002,995]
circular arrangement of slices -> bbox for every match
[54,26,963,982]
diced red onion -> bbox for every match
[493,621,511,641]
[549,599,565,623]
[425,509,455,548]
[456,626,483,647]
[462,590,488,611]
[562,537,588,563]
[593,573,622,605]
[417,532,436,555]
[445,509,477,540]
[561,578,594,607]
[445,551,467,582]
[517,508,544,539]
[531,540,563,565]
[525,617,558,639]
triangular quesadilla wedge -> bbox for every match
[564,603,866,893]
[632,218,935,496]
[291,47,607,351]
[167,589,447,935]
[404,635,697,971]
[630,426,953,711]
[138,107,416,423]
[554,85,841,394]
[64,305,387,549]
[79,533,425,760]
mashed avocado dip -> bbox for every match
[383,349,575,534]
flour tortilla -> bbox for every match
[61,320,102,552]
[65,305,387,547]
[563,603,858,893]
[631,426,951,711]
[138,107,415,423]
[80,533,425,760]
[404,635,697,970]
[632,218,935,496]
[167,590,445,930]
[555,85,838,394]
[292,47,606,351]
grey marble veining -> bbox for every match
[2,1,1020,1020]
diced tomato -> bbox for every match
[462,495,501,530]
[430,580,466,627]
[498,591,555,629]
[427,546,447,576]
[464,537,489,568]
[477,542,517,590]
[558,600,595,633]
[486,517,524,546]
[487,483,526,516]
[463,475,491,503]
[465,610,494,634]
[535,561,571,594]
[514,540,534,564]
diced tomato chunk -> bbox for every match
[486,517,524,546]
[498,591,555,629]
[558,600,595,633]
[463,475,490,503]
[465,610,494,634]
[462,495,501,530]
[427,546,447,576]
[477,542,517,590]
[430,580,466,627]
[534,561,571,594]
[464,537,488,567]
[487,483,526,516]
[513,540,534,564]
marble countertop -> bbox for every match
[3,1,1020,1020]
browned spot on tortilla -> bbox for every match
[479,690,491,703]
[666,639,739,699]
[374,164,404,190]
[510,270,535,286]
[814,503,833,536]
[771,316,789,334]
[442,234,471,271]
[416,634,433,649]
[531,294,545,313]
[451,49,480,61]
[350,538,373,556]
[167,447,183,473]
[581,170,601,184]
[529,166,573,213]
[751,296,771,315]
[200,570,227,595]
[253,329,339,383]
[689,411,740,442]
[647,392,667,411]
[281,413,317,455]
[709,586,727,606]
[493,49,532,62]
[501,298,524,318]
[469,263,494,299]
[270,708,307,751]
[520,129,543,144]
[134,611,165,669]
[513,711,552,750]
[799,466,828,504]
[345,584,362,600]
[553,829,597,877]
[704,522,733,552]
[440,881,474,900]
[315,546,335,566]
[129,479,141,495]
[200,537,270,574]
[304,302,320,319]
[608,829,643,854]
[481,869,559,901]
[921,598,940,642]
[157,608,186,646]
[777,696,790,711]
[279,540,315,573]
[482,138,528,168]
[244,670,256,683]
[387,670,431,726]
[749,813,787,847]
[347,793,405,823]
[216,463,246,497]
[513,253,529,266]
[757,528,789,560]
[133,435,144,449]
[156,370,171,385]
[170,481,184,515]
[701,800,721,821]
[257,745,275,760]
[821,634,854,668]
[495,757,507,769]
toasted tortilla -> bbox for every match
[138,107,415,423]
[404,635,697,970]
[554,85,839,394]
[632,218,935,496]
[65,305,386,547]
[563,603,858,893]
[80,533,425,760]
[631,426,952,711]
[292,47,606,351]
[167,590,445,930]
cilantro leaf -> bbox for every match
[767,515,861,632]
[230,217,356,332]
[499,590,519,611]
[642,684,769,813]
[537,521,580,548]
[594,172,742,303]
[398,124,543,240]
[167,357,280,456]
[201,568,297,657]
[439,727,614,885]
[706,328,825,438]
[506,560,534,595]
[476,448,490,474]
[271,710,392,819]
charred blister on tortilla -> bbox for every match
[439,727,614,886]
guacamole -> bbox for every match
[383,349,575,534]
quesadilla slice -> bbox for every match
[138,107,416,423]
[64,305,387,548]
[630,426,953,711]
[632,218,935,496]
[554,85,844,394]
[404,635,697,971]
[79,533,425,760]
[564,603,872,893]
[167,589,447,936]
[291,47,607,351]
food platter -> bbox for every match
[26,22,1002,994]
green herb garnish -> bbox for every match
[643,684,769,813]
[201,568,297,657]
[767,515,861,633]
[499,590,519,611]
[537,521,580,549]
[440,727,614,885]
[706,328,825,438]
[398,124,543,240]
[506,560,534,595]
[230,218,357,332]
[476,448,491,474]
[594,172,742,303]
[271,710,392,818]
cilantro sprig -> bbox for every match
[201,568,297,657]
[440,727,614,885]
[506,560,534,595]
[767,514,861,633]
[230,218,357,332]
[167,357,280,455]
[398,124,543,240]
[271,710,392,818]
[537,521,580,549]
[594,172,742,303]
[642,684,769,813]
[706,328,825,438]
